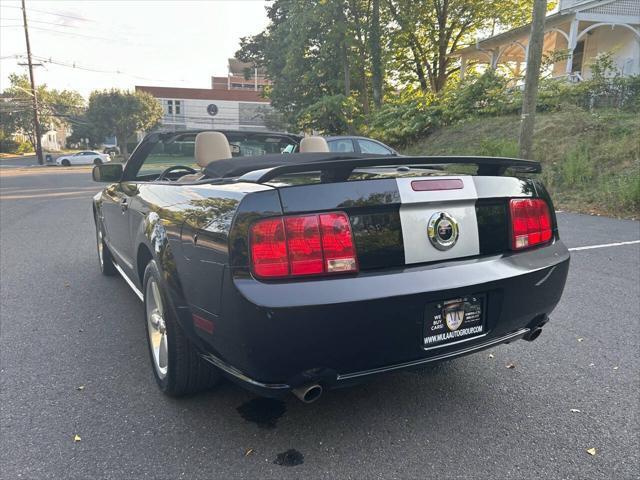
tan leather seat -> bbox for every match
[178,131,232,182]
[299,136,329,153]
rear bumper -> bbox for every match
[202,241,570,396]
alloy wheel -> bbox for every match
[146,279,168,379]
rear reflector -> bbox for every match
[250,212,358,279]
[509,199,552,250]
[193,314,214,334]
[411,179,464,191]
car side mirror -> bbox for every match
[93,163,123,182]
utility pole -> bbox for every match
[518,0,547,160]
[21,0,44,165]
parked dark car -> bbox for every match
[92,129,569,403]
[326,136,399,156]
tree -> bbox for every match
[237,0,538,130]
[0,73,83,152]
[86,90,163,157]
[387,0,535,94]
[237,0,389,132]
[518,0,547,159]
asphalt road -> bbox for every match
[1,167,639,480]
[0,154,55,168]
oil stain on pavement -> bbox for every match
[274,449,304,467]
[236,397,286,429]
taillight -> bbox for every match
[250,212,358,279]
[509,199,553,250]
[249,217,288,278]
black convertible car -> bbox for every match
[92,129,570,403]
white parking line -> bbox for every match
[568,240,640,251]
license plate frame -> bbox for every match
[422,294,486,349]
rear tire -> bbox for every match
[143,260,221,396]
[96,221,117,276]
[61,159,70,166]
[94,158,102,165]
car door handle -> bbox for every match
[120,198,128,212]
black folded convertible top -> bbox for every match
[203,153,541,181]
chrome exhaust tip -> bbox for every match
[292,384,323,403]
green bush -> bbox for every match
[0,136,19,153]
[15,141,33,154]
[296,94,362,135]
[368,59,639,148]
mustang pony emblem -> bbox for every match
[427,212,459,251]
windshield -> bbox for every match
[135,131,299,179]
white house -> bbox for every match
[135,85,273,132]
[453,0,640,81]
[11,121,69,152]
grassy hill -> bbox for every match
[401,106,639,218]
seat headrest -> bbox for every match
[300,136,329,153]
[194,132,232,168]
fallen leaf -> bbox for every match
[570,409,581,413]
[586,448,596,456]
[64,283,70,288]
[244,448,254,457]
[613,366,619,370]
[488,354,494,359]
[76,385,85,391]
[505,363,515,369]
[577,338,584,342]
[589,363,595,367]
[73,434,81,442]
[78,329,84,333]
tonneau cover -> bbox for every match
[203,152,541,181]
[204,153,385,179]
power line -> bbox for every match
[29,54,189,84]
[1,4,93,23]
[24,25,112,42]
[1,16,89,28]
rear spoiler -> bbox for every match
[235,156,541,183]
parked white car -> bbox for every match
[56,151,111,166]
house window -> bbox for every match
[166,100,181,115]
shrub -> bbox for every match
[15,141,33,154]
[366,98,443,146]
[368,59,639,148]
[296,94,362,135]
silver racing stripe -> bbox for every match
[396,176,480,264]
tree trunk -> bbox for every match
[410,45,429,92]
[343,47,351,98]
[370,0,383,108]
[118,133,129,159]
[361,65,370,116]
[518,0,547,159]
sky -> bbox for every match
[0,0,272,98]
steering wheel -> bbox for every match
[157,165,198,181]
